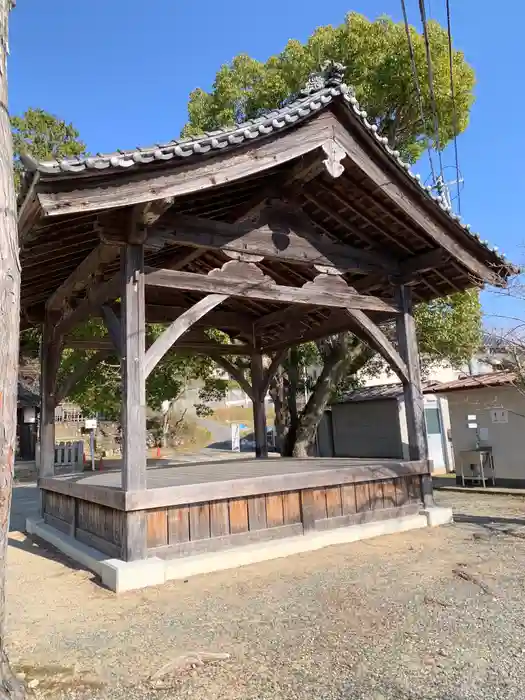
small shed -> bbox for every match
[432,372,525,487]
[320,384,454,474]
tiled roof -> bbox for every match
[332,371,517,404]
[428,371,516,393]
[20,60,509,266]
[332,383,405,404]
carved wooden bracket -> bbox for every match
[322,140,346,178]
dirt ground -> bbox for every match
[7,488,525,699]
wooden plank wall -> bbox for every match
[42,489,124,558]
[146,474,423,555]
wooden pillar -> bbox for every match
[121,243,147,493]
[251,353,268,459]
[40,318,61,478]
[395,285,433,506]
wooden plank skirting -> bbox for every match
[40,473,424,562]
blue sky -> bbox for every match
[10,0,524,326]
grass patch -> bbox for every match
[210,405,275,429]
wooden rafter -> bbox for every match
[332,124,502,285]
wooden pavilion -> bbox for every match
[19,63,513,590]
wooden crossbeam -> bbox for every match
[143,265,400,314]
[148,208,395,274]
[65,336,253,356]
[46,243,120,311]
[144,294,228,378]
[398,249,446,278]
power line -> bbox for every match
[417,0,445,182]
[399,0,436,184]
[445,0,462,214]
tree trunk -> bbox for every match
[0,1,27,696]
[269,371,289,454]
[291,335,373,458]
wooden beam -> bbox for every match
[40,317,63,478]
[398,249,446,278]
[143,264,400,314]
[64,339,114,351]
[55,350,111,406]
[38,112,334,216]
[149,208,395,274]
[100,304,122,355]
[144,294,228,378]
[332,124,503,286]
[251,353,268,458]
[395,285,428,464]
[121,243,147,493]
[344,307,409,382]
[46,243,119,311]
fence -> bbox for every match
[54,441,84,468]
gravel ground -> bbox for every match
[7,489,525,699]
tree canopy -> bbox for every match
[183,11,475,163]
[12,108,86,188]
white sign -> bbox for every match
[490,408,508,424]
[467,414,477,421]
[84,418,97,430]
[468,422,477,429]
[23,406,36,424]
[231,423,240,452]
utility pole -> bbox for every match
[0,0,26,696]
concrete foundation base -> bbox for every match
[26,507,451,593]
[423,506,454,527]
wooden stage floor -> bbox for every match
[46,457,417,491]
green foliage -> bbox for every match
[58,320,228,419]
[183,11,475,162]
[415,289,482,368]
[12,108,86,189]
